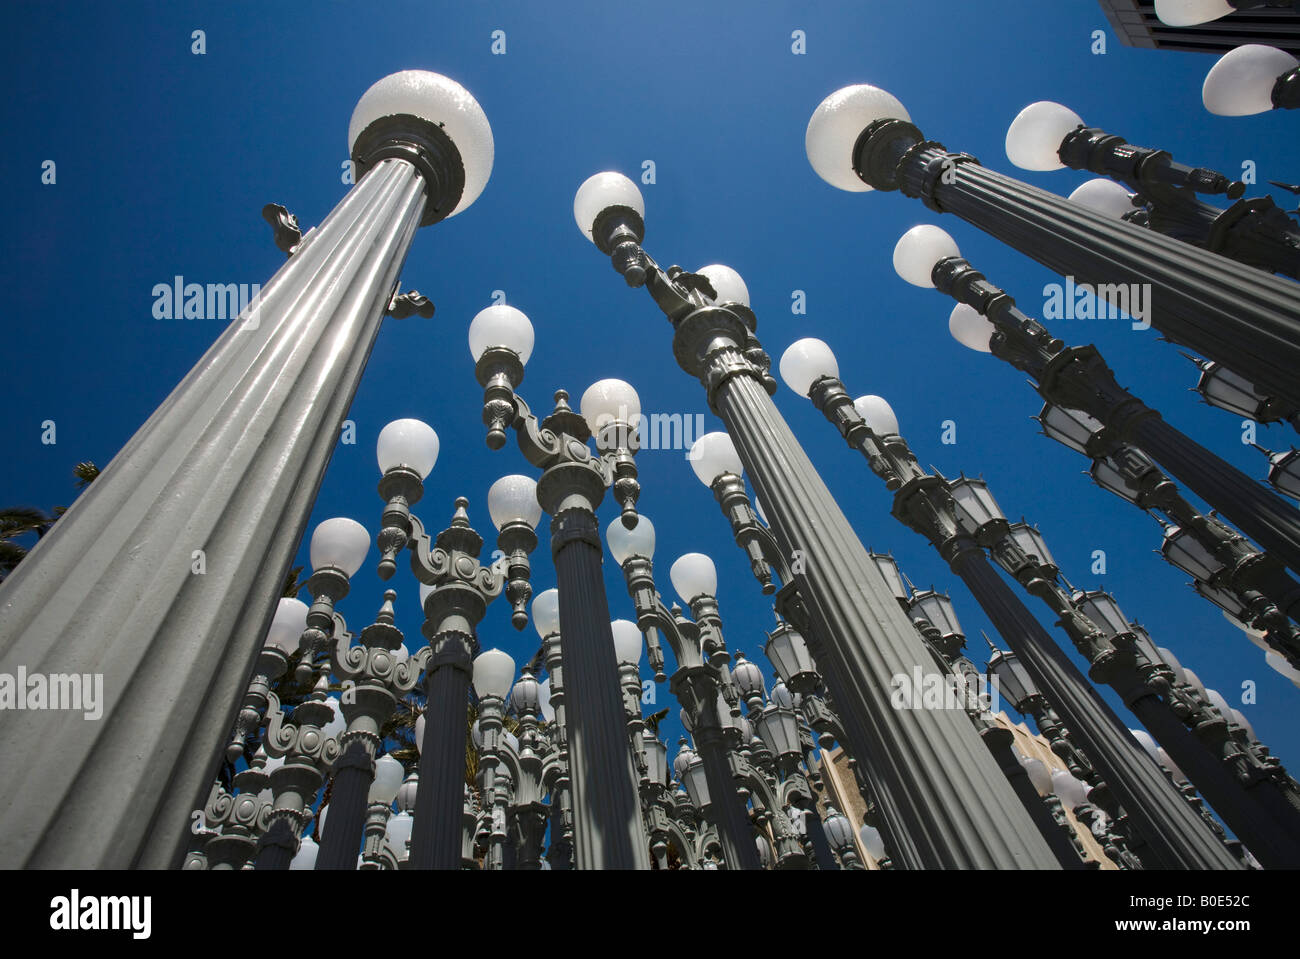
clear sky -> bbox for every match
[4,1,1298,829]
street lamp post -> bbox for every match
[0,69,494,869]
[472,304,650,868]
[780,350,1241,868]
[805,84,1300,407]
[577,172,1060,870]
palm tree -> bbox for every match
[0,506,56,581]
[0,461,102,581]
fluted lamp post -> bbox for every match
[0,69,495,869]
[578,172,1060,869]
[805,84,1300,409]
[472,299,650,868]
[778,346,1242,869]
[891,222,1300,592]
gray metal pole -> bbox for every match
[0,155,430,868]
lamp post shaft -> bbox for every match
[0,157,427,869]
[951,553,1240,869]
[552,507,651,869]
[410,639,474,870]
[890,145,1300,405]
[685,330,1058,868]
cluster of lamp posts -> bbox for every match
[2,49,1299,871]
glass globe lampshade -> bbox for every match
[987,647,1039,713]
[468,304,535,365]
[1020,756,1052,797]
[1194,581,1247,619]
[607,513,656,564]
[369,754,404,804]
[538,678,555,722]
[1203,43,1299,115]
[1182,667,1211,699]
[574,171,645,242]
[1266,650,1300,687]
[805,84,912,192]
[853,394,899,436]
[487,474,542,530]
[385,811,414,858]
[309,517,370,576]
[265,598,309,654]
[473,648,516,700]
[641,730,668,786]
[681,755,710,810]
[1157,746,1187,782]
[1051,769,1090,809]
[948,303,995,353]
[1223,609,1272,653]
[696,264,750,307]
[580,378,641,434]
[376,418,440,479]
[348,70,493,218]
[1204,687,1235,722]
[859,824,886,861]
[1129,727,1160,761]
[610,619,644,666]
[1155,0,1234,25]
[321,697,346,740]
[688,431,745,486]
[1229,707,1257,742]
[1005,101,1084,171]
[779,338,839,396]
[893,224,961,288]
[532,589,560,638]
[1068,178,1137,219]
[670,552,718,604]
[1156,645,1187,684]
[289,836,319,870]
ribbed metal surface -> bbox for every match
[915,157,1300,407]
[316,740,375,870]
[952,553,1241,869]
[0,157,427,868]
[1137,417,1300,577]
[715,367,1059,869]
[411,662,472,869]
[553,510,650,869]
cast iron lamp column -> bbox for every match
[1006,100,1300,278]
[472,305,649,869]
[892,222,1300,598]
[315,589,427,869]
[781,350,1241,869]
[606,520,763,870]
[406,498,506,869]
[0,69,494,869]
[577,172,1059,870]
[805,84,1300,408]
[533,590,575,869]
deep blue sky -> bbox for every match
[5,2,1298,821]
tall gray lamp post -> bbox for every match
[575,172,1059,870]
[0,70,494,868]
